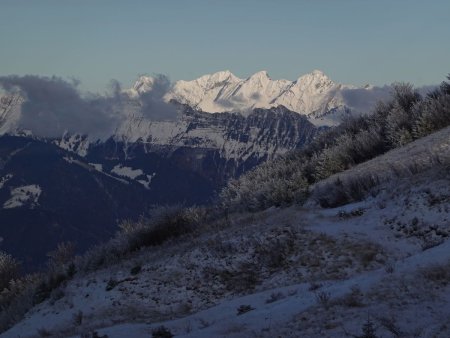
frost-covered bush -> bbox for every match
[80,205,208,272]
[152,325,174,338]
[0,252,20,292]
[385,83,421,146]
[220,74,450,212]
[314,175,381,208]
[0,276,39,333]
[47,242,75,275]
[413,94,450,138]
[220,152,310,211]
[122,205,207,251]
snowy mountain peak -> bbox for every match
[296,70,335,89]
[194,70,240,87]
[158,69,359,124]
[129,75,156,96]
[248,70,271,81]
[120,69,387,126]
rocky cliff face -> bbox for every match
[0,102,319,267]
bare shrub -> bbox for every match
[421,262,450,286]
[80,205,208,272]
[0,275,40,333]
[265,291,285,303]
[359,315,379,338]
[377,316,404,337]
[315,175,380,208]
[37,328,52,337]
[413,94,450,138]
[72,310,83,326]
[385,262,395,274]
[47,242,75,275]
[236,304,255,315]
[204,261,260,293]
[339,286,364,308]
[0,252,20,292]
[421,237,444,251]
[122,205,206,252]
[308,281,322,291]
[315,290,331,309]
[152,325,174,338]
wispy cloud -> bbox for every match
[0,74,178,139]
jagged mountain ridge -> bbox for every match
[114,105,318,162]
[0,92,319,165]
[128,70,387,125]
[0,105,319,267]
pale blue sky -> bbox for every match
[0,0,449,92]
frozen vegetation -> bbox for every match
[0,76,450,337]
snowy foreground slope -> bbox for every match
[2,128,450,338]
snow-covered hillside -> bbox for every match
[2,125,449,338]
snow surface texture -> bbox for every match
[111,165,143,180]
[129,70,390,126]
[3,127,450,338]
[55,134,90,157]
[111,165,155,189]
[0,174,12,190]
[2,184,41,209]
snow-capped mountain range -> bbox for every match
[128,70,388,126]
[0,70,388,144]
[0,70,387,264]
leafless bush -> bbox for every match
[421,238,444,251]
[308,281,322,291]
[37,328,52,337]
[236,304,255,315]
[315,290,331,309]
[421,262,450,286]
[0,251,20,291]
[377,315,404,337]
[152,325,174,338]
[204,261,260,293]
[314,175,380,208]
[122,205,207,252]
[385,262,395,274]
[339,286,364,308]
[0,275,40,333]
[265,291,285,303]
[47,242,75,273]
[80,205,208,272]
